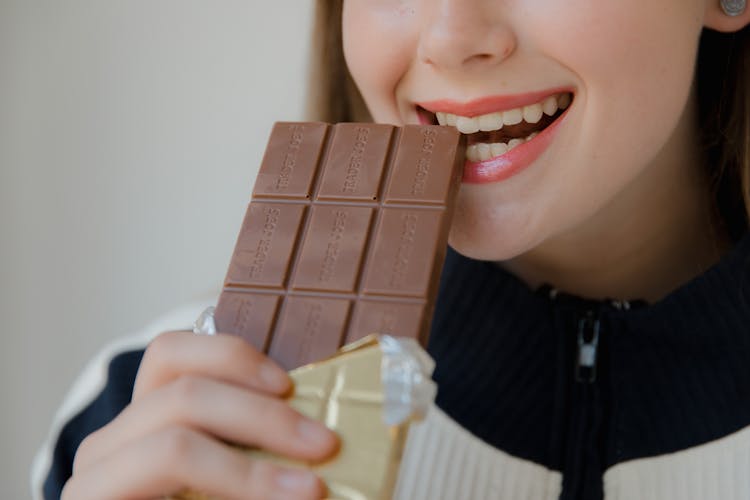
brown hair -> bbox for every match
[698,28,750,240]
[306,0,370,123]
[307,1,750,239]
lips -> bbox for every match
[417,88,572,117]
[415,89,574,183]
[462,107,570,184]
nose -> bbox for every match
[417,0,516,72]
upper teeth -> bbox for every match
[435,92,571,134]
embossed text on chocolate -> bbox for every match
[248,207,280,279]
[411,128,437,195]
[276,125,304,191]
[390,213,418,287]
[378,309,396,333]
[231,297,253,332]
[343,127,369,193]
[216,122,463,369]
[299,301,323,358]
[319,210,348,282]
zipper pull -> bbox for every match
[575,311,601,383]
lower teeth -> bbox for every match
[466,132,539,162]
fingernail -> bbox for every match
[275,468,317,493]
[259,362,289,391]
[297,418,333,447]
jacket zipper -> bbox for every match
[576,311,601,383]
[564,309,603,500]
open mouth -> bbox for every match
[416,92,573,162]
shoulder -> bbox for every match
[31,298,215,500]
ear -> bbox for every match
[704,0,750,33]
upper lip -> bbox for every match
[416,87,573,117]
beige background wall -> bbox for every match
[0,2,314,498]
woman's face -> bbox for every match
[342,0,707,261]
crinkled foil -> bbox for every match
[172,335,436,500]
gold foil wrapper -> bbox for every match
[173,335,431,500]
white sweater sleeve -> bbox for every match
[30,298,215,500]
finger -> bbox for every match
[74,375,338,474]
[133,331,291,400]
[63,426,325,500]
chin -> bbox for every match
[446,195,542,262]
[447,224,533,263]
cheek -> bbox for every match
[449,1,705,260]
[538,0,702,136]
[342,1,419,123]
[552,2,703,200]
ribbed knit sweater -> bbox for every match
[35,231,750,499]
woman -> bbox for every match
[38,0,750,498]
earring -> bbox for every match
[721,0,747,16]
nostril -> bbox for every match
[468,53,499,65]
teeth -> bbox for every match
[456,116,480,134]
[466,145,482,162]
[465,130,541,162]
[502,108,523,126]
[432,92,571,132]
[478,112,503,132]
[542,96,558,116]
[476,143,491,161]
[523,103,543,124]
[558,93,571,109]
[490,142,508,157]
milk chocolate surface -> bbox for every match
[214,122,464,370]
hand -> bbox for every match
[61,331,339,500]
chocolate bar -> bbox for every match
[214,122,464,370]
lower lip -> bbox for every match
[462,108,569,184]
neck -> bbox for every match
[499,95,732,304]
